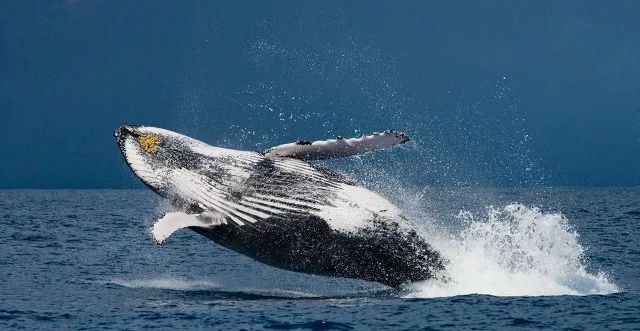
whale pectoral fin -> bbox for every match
[150,211,226,244]
[263,130,410,160]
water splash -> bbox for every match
[405,204,618,298]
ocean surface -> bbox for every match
[1,188,639,329]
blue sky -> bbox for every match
[1,1,639,188]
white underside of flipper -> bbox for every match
[150,211,226,244]
[264,130,410,160]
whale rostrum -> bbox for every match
[115,125,445,288]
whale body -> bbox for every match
[115,125,444,288]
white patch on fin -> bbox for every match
[150,211,225,244]
[264,130,410,160]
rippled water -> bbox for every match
[1,188,639,329]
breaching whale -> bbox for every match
[115,125,444,288]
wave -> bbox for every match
[406,204,618,298]
[105,277,326,299]
[107,277,220,291]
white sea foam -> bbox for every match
[405,204,618,298]
[109,277,219,291]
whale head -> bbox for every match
[114,125,211,196]
[114,125,170,194]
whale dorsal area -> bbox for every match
[150,211,226,244]
[263,130,410,161]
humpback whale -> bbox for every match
[115,125,444,288]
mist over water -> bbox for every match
[173,6,545,188]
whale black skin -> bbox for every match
[115,125,445,288]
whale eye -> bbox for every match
[138,134,161,154]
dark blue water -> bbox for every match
[1,188,639,329]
